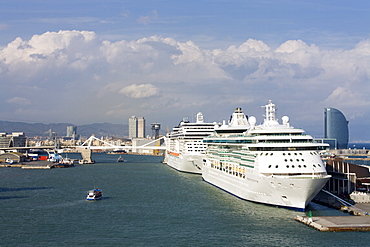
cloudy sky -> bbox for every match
[1,0,370,141]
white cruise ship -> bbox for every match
[165,112,217,174]
[202,101,331,210]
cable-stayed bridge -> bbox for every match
[73,135,166,163]
[77,135,166,150]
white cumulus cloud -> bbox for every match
[1,30,370,139]
[7,97,30,105]
[119,84,159,98]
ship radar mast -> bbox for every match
[263,100,278,125]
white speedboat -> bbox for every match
[117,156,124,162]
[86,188,102,200]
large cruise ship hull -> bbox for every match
[165,152,203,174]
[201,102,331,211]
[202,163,330,210]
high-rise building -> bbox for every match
[137,117,145,138]
[66,126,77,138]
[324,108,349,149]
[129,116,138,139]
[129,116,146,139]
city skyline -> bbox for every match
[1,1,370,141]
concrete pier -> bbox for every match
[22,164,53,169]
[295,215,370,232]
[297,190,370,231]
[1,160,74,169]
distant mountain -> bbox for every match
[0,121,128,137]
[78,123,128,137]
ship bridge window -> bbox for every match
[290,159,293,162]
[284,159,287,162]
[313,164,316,168]
[296,159,299,162]
[318,164,321,167]
[301,159,305,161]
[268,165,272,168]
[286,165,289,168]
[304,165,307,168]
[298,165,301,168]
[275,165,278,168]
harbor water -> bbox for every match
[1,153,369,246]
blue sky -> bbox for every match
[1,0,370,141]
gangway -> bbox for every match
[321,189,369,215]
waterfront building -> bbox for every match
[129,116,146,139]
[66,126,77,139]
[324,157,370,196]
[0,132,27,148]
[131,138,162,155]
[129,116,138,139]
[324,108,349,149]
[137,117,145,138]
[0,152,25,163]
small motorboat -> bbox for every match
[117,156,124,162]
[86,188,102,200]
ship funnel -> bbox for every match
[230,108,250,127]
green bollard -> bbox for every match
[308,210,313,222]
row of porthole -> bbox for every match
[286,165,306,168]
[261,152,318,156]
[268,164,322,168]
[285,159,305,162]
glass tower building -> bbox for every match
[66,126,77,138]
[137,117,145,138]
[324,108,349,149]
[129,116,146,139]
[129,116,138,139]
